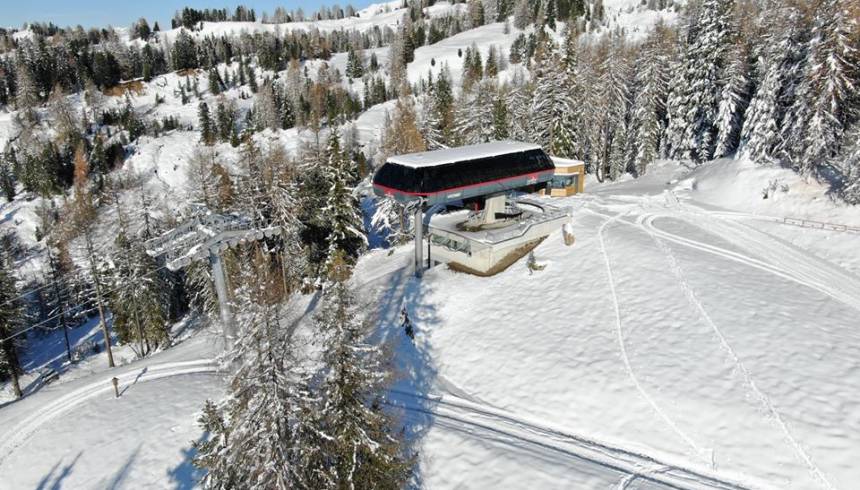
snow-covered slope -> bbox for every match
[356,159,860,489]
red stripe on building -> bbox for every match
[373,170,553,197]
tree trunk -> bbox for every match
[10,366,21,398]
[86,232,115,368]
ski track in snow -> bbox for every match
[597,212,709,463]
[0,359,219,469]
[636,213,837,490]
[640,214,860,316]
[388,389,751,490]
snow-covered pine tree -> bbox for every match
[0,249,24,398]
[738,4,809,163]
[492,87,510,140]
[417,89,445,150]
[299,251,412,488]
[582,35,631,181]
[714,41,752,158]
[793,0,858,175]
[216,99,236,142]
[199,102,215,145]
[346,48,365,79]
[194,248,311,489]
[631,24,675,175]
[837,123,860,204]
[321,130,366,272]
[15,61,39,122]
[454,80,496,145]
[506,67,533,143]
[664,0,734,163]
[529,31,576,156]
[109,228,170,357]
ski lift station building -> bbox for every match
[372,141,576,275]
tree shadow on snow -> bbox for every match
[166,434,206,490]
[97,445,141,490]
[370,265,443,488]
[34,451,82,490]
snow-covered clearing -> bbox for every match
[0,327,224,489]
[357,159,860,489]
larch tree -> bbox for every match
[382,96,427,159]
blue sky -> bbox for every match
[3,0,375,30]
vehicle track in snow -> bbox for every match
[597,212,709,462]
[388,389,753,490]
[0,359,220,469]
[636,213,837,490]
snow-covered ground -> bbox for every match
[356,159,860,490]
[0,327,224,489]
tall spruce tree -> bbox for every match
[299,252,412,488]
[321,130,365,271]
[665,0,734,163]
[738,5,808,163]
[792,0,858,174]
[199,102,215,145]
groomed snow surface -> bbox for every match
[360,158,860,490]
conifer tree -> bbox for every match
[530,32,577,157]
[631,26,674,174]
[492,89,510,140]
[346,48,365,79]
[321,130,365,271]
[194,247,311,489]
[793,0,858,174]
[199,102,215,145]
[0,250,23,399]
[714,42,752,158]
[108,227,170,357]
[300,252,412,487]
[665,0,734,162]
[837,124,860,205]
[738,5,808,163]
[209,67,222,95]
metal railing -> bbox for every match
[780,217,860,234]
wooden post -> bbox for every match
[112,377,119,398]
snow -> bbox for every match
[0,327,224,489]
[387,140,540,167]
[159,1,462,44]
[552,156,586,168]
[357,158,860,489]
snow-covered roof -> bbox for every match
[551,157,586,168]
[388,141,542,168]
